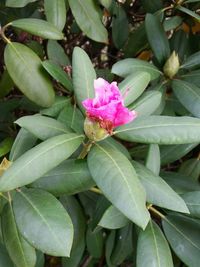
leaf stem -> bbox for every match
[148,206,165,219]
[78,140,93,159]
[0,23,12,44]
[0,192,9,202]
[90,187,102,194]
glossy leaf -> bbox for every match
[6,0,38,7]
[44,0,66,31]
[47,40,70,66]
[137,220,173,267]
[115,116,200,144]
[182,192,200,219]
[0,133,83,192]
[11,19,64,40]
[160,143,198,165]
[72,47,96,112]
[145,14,170,65]
[88,143,150,229]
[129,91,162,116]
[2,203,36,267]
[172,79,200,118]
[119,72,150,106]
[9,128,37,161]
[4,42,55,107]
[98,205,129,229]
[13,188,73,257]
[112,58,162,80]
[163,214,200,267]
[31,159,95,196]
[132,161,189,213]
[42,60,73,91]
[68,0,108,43]
[15,114,72,140]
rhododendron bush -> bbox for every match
[0,0,200,266]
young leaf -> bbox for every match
[88,143,150,229]
[163,214,200,267]
[72,47,96,112]
[145,14,170,66]
[15,114,73,140]
[13,188,73,257]
[4,42,55,107]
[44,0,66,31]
[0,133,83,192]
[172,79,200,118]
[11,19,64,40]
[137,220,173,267]
[118,72,150,106]
[68,0,108,43]
[115,116,200,144]
[2,203,36,267]
[112,58,162,80]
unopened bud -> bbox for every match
[163,51,180,79]
[84,117,109,142]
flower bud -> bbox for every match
[84,117,109,142]
[163,51,180,79]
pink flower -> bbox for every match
[82,78,137,133]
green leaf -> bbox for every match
[61,196,86,267]
[132,161,189,213]
[86,226,104,258]
[72,47,96,112]
[141,0,163,13]
[115,116,200,144]
[181,51,200,70]
[0,70,14,98]
[68,0,108,43]
[11,19,64,40]
[105,231,116,267]
[119,72,150,106]
[137,220,173,267]
[129,91,162,116]
[110,224,133,265]
[160,143,198,165]
[9,128,37,161]
[112,5,129,49]
[177,6,200,21]
[162,214,200,267]
[182,191,200,219]
[13,188,73,257]
[0,244,15,267]
[163,16,182,31]
[145,144,160,175]
[30,159,95,196]
[181,70,200,87]
[0,133,83,192]
[98,205,129,229]
[6,0,38,7]
[172,79,200,118]
[88,143,150,229]
[145,14,170,66]
[2,202,36,267]
[112,58,162,80]
[44,0,66,31]
[42,60,73,91]
[0,137,14,157]
[179,158,200,181]
[15,115,72,140]
[4,42,55,107]
[47,40,70,66]
[58,103,84,134]
[40,96,70,117]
